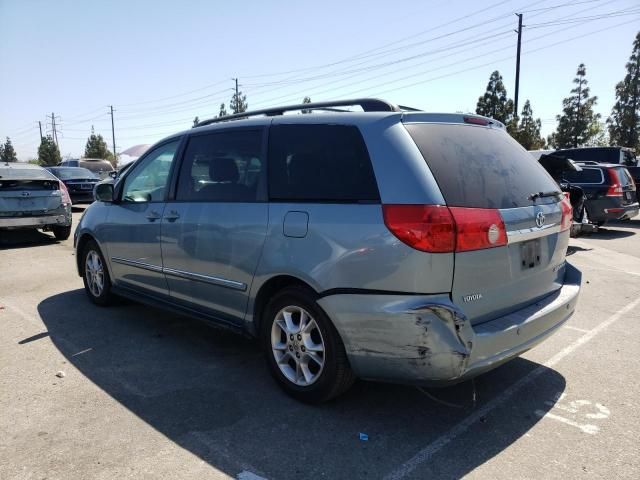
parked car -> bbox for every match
[536,153,595,236]
[45,167,100,204]
[552,147,639,185]
[560,162,639,225]
[0,162,72,240]
[74,98,581,403]
[59,158,115,180]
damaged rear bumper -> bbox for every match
[317,262,581,386]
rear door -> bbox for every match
[405,122,569,324]
[0,169,63,217]
[161,128,268,324]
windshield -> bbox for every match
[50,167,97,180]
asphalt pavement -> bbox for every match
[1,208,639,479]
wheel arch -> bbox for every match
[249,274,318,337]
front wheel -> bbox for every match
[82,240,114,306]
[261,286,355,403]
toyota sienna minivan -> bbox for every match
[74,98,581,402]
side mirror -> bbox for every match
[94,182,114,202]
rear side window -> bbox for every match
[615,167,633,187]
[176,129,263,202]
[405,123,559,209]
[563,167,604,184]
[268,124,379,202]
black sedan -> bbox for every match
[45,167,100,204]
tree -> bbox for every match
[230,90,248,114]
[550,63,601,149]
[301,96,312,114]
[218,103,228,118]
[476,70,514,125]
[0,137,18,162]
[84,126,113,161]
[38,135,61,165]
[0,142,4,162]
[193,116,200,127]
[510,100,546,150]
[607,32,640,149]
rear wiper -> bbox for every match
[528,190,562,201]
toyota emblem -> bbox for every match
[535,211,545,228]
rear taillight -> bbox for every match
[382,205,455,253]
[449,207,507,251]
[606,169,623,197]
[560,194,572,232]
[58,181,72,205]
[382,205,507,253]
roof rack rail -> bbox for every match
[575,161,600,165]
[194,98,404,127]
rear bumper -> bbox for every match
[586,199,639,222]
[0,206,72,229]
[68,192,95,204]
[318,262,581,385]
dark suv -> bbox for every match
[553,147,639,185]
[562,162,638,224]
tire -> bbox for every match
[81,240,114,306]
[261,286,355,403]
[52,225,72,240]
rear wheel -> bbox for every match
[52,225,72,240]
[82,240,114,306]
[261,286,355,403]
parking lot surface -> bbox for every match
[1,208,639,479]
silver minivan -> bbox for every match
[74,99,581,402]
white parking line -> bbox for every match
[384,296,640,480]
[564,325,590,333]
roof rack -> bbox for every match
[194,98,408,127]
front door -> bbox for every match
[161,128,268,323]
[103,139,181,297]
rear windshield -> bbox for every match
[405,123,559,208]
[563,167,604,184]
[0,167,56,181]
[49,167,97,179]
[82,161,113,172]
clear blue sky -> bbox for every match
[1,0,638,161]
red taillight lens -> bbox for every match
[449,207,507,251]
[463,116,490,126]
[606,169,623,197]
[382,205,507,253]
[382,205,455,253]
[58,180,72,205]
[560,194,572,232]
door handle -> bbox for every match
[164,210,180,222]
[146,210,161,222]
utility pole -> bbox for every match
[234,78,239,101]
[38,121,43,140]
[51,112,58,146]
[514,13,523,118]
[109,105,116,163]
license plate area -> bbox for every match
[520,239,541,270]
[81,183,93,190]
